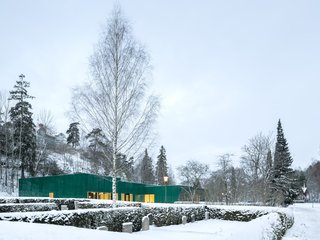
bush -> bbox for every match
[272,212,294,239]
[143,205,206,227]
[0,203,58,213]
[0,207,144,232]
[76,201,141,209]
[206,206,267,221]
[0,198,294,237]
[0,197,89,210]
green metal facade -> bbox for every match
[19,173,184,203]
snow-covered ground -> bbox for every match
[0,213,279,240]
[0,190,18,197]
[283,203,320,240]
[0,202,318,240]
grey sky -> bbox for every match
[1,0,320,171]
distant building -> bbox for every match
[19,173,203,203]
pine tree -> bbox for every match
[140,149,155,184]
[85,128,109,174]
[9,75,36,178]
[270,120,294,205]
[156,145,168,185]
[66,122,80,148]
[86,128,106,149]
[116,153,134,181]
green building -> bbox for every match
[19,173,191,203]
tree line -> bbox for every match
[0,78,170,191]
[177,120,317,206]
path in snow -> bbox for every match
[283,203,320,240]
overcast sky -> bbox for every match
[1,0,320,171]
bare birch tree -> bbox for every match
[177,160,209,202]
[70,7,159,206]
[217,153,233,204]
[36,109,56,135]
[241,132,273,203]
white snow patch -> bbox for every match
[283,203,320,240]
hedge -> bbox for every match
[0,207,144,232]
[206,206,268,221]
[76,201,141,209]
[143,205,206,227]
[0,197,88,210]
[273,212,294,239]
[0,203,58,213]
[142,204,293,239]
[0,198,294,237]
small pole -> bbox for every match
[164,176,169,203]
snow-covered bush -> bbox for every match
[206,206,268,221]
[0,197,88,210]
[272,212,294,239]
[143,206,206,227]
[143,205,268,227]
[0,203,58,213]
[76,201,141,209]
[0,207,144,232]
[0,197,51,204]
[249,212,294,240]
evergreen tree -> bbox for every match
[85,128,109,174]
[140,149,155,184]
[156,145,168,185]
[9,75,36,178]
[270,120,294,205]
[86,128,106,149]
[66,122,80,148]
[116,153,134,181]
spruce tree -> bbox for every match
[9,75,36,178]
[85,128,108,174]
[156,145,168,185]
[116,153,134,181]
[66,122,80,148]
[270,120,294,205]
[140,149,155,184]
